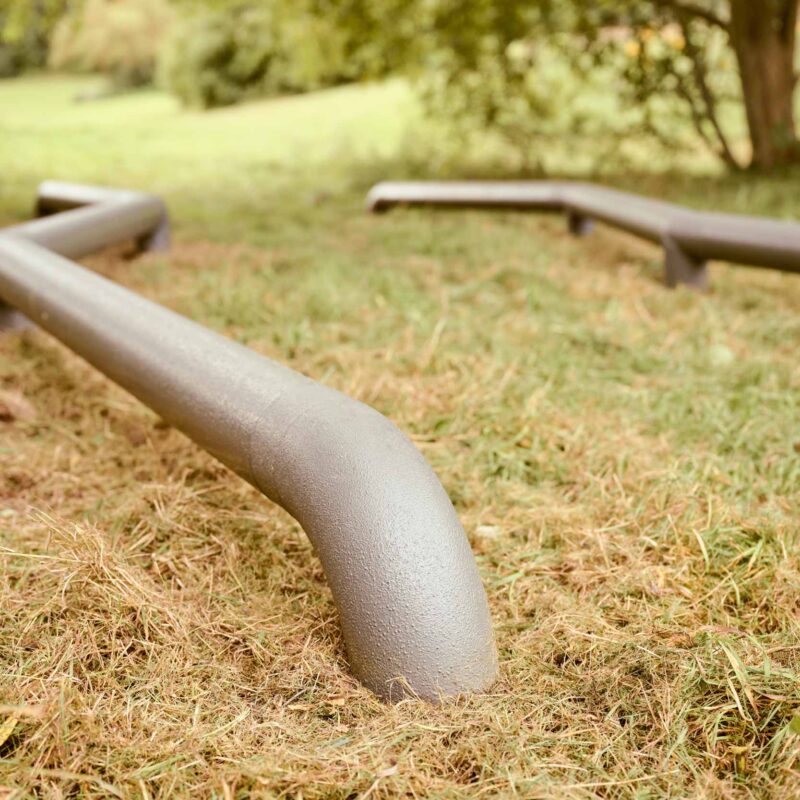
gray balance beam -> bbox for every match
[366,180,800,289]
[0,182,497,702]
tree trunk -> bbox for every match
[728,0,799,170]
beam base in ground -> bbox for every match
[663,237,708,289]
[567,211,594,237]
[0,304,33,332]
[137,216,171,252]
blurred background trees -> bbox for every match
[0,0,69,75]
[50,0,174,87]
[399,0,799,170]
[0,0,797,170]
[157,0,408,108]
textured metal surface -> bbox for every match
[0,183,497,702]
[366,181,800,286]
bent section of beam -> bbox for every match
[0,183,497,702]
[366,180,800,288]
[7,180,171,258]
[0,182,170,333]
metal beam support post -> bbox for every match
[662,236,709,289]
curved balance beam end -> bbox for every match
[0,183,497,703]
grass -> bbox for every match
[1,74,799,799]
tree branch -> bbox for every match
[657,0,730,30]
[674,78,716,150]
[679,18,742,168]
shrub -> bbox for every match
[159,1,398,109]
[0,42,23,77]
[0,0,70,77]
[49,0,175,88]
[157,6,278,109]
[270,9,350,93]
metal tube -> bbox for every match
[0,183,497,702]
[366,180,800,286]
[669,210,800,273]
[4,182,170,258]
[367,180,566,213]
[35,180,147,214]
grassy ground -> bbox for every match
[1,75,799,799]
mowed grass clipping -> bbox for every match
[1,76,799,799]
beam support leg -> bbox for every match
[0,305,33,332]
[567,211,594,237]
[137,216,171,252]
[662,237,708,289]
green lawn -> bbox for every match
[1,75,799,799]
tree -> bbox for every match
[417,0,799,170]
[726,0,798,169]
[0,0,72,75]
[48,0,175,88]
[630,0,799,169]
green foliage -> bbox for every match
[406,0,742,168]
[157,6,277,108]
[361,0,792,170]
[609,16,741,165]
[0,0,71,76]
[49,0,175,87]
[295,0,418,79]
[0,37,23,77]
[160,0,408,109]
[414,35,634,170]
[274,8,352,91]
